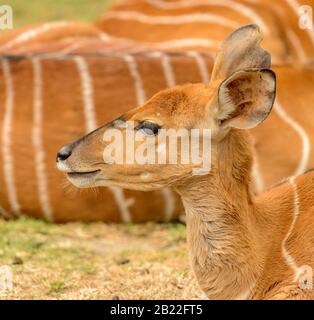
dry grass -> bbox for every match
[0,218,202,300]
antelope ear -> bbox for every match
[217,68,276,129]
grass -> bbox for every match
[48,280,67,294]
[7,0,115,29]
[0,218,201,299]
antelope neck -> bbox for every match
[174,131,267,299]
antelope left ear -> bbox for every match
[217,68,276,129]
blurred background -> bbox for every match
[9,0,113,28]
[0,0,313,300]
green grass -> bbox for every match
[0,218,201,299]
[48,280,67,293]
[0,217,94,272]
[165,223,186,242]
[7,0,115,29]
[0,217,51,260]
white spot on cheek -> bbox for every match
[113,119,127,128]
[140,172,152,180]
[156,112,161,117]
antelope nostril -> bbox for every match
[56,146,72,162]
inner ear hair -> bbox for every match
[217,68,276,130]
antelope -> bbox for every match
[56,25,314,299]
[0,21,109,54]
[0,42,314,222]
[1,1,314,223]
[1,0,313,64]
[96,0,314,63]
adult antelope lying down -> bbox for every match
[57,25,314,299]
[1,50,313,223]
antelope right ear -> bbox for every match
[217,68,276,130]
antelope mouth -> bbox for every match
[66,170,101,188]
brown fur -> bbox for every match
[0,21,108,53]
[0,0,314,222]
[1,0,313,63]
[1,51,314,222]
[96,0,314,63]
[58,25,314,299]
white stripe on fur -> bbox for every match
[251,149,264,193]
[60,33,220,52]
[102,10,239,28]
[74,56,134,222]
[60,34,111,54]
[108,186,135,223]
[59,39,89,54]
[148,52,176,87]
[274,102,310,175]
[281,177,301,280]
[74,56,97,133]
[161,188,176,221]
[32,58,54,222]
[146,0,269,33]
[123,54,147,105]
[1,59,20,216]
[156,38,220,50]
[282,177,313,288]
[186,51,211,83]
[150,52,176,87]
[160,53,176,88]
[98,32,112,42]
[0,21,68,51]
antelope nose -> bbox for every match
[56,145,72,162]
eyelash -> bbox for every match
[135,121,161,136]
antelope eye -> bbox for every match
[136,121,161,136]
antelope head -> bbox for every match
[56,25,276,191]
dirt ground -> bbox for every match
[0,218,202,300]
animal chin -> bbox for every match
[66,170,101,188]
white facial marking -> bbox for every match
[113,119,127,128]
[56,160,71,173]
[140,172,152,180]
